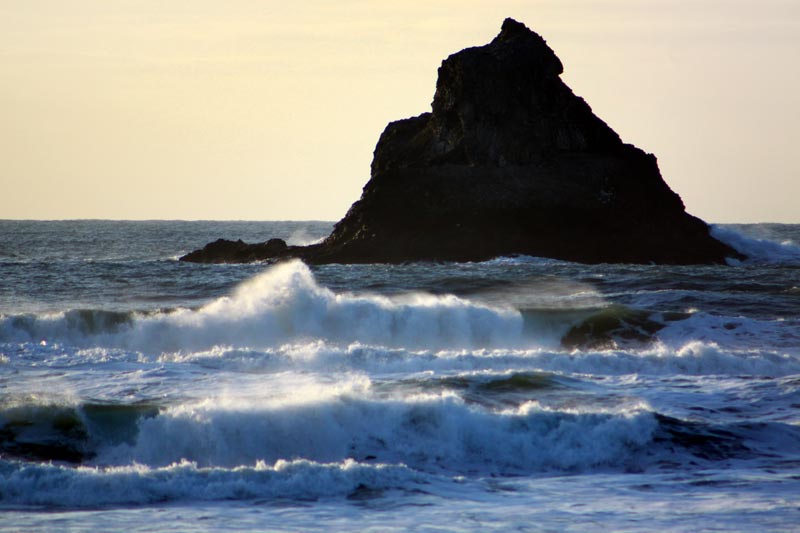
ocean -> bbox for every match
[1,220,799,531]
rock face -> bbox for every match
[181,18,742,265]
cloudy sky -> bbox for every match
[2,0,798,222]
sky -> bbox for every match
[1,0,799,222]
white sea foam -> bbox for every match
[9,339,795,383]
[711,225,800,264]
[658,311,800,351]
[157,336,800,379]
[0,261,523,354]
[0,458,424,507]
[5,334,798,382]
[480,255,573,266]
[94,387,656,473]
[573,342,800,377]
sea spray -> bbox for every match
[711,224,800,264]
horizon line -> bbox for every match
[0,218,796,225]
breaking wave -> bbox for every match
[0,459,423,507]
[3,384,792,508]
[98,393,656,472]
[0,261,523,354]
[711,225,800,264]
[0,384,655,473]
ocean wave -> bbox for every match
[0,384,656,475]
[162,337,800,378]
[711,225,800,264]
[0,261,523,353]
[95,392,656,474]
[479,255,574,266]
[4,386,789,509]
[5,335,797,380]
[5,260,796,362]
[0,399,160,464]
[658,312,800,352]
[0,458,423,507]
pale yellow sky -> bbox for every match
[1,0,798,222]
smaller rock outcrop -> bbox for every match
[181,18,743,265]
[180,238,290,263]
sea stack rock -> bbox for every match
[181,18,741,265]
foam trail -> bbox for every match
[711,225,800,264]
[161,339,800,378]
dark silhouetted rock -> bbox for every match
[181,18,743,265]
[181,237,292,263]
